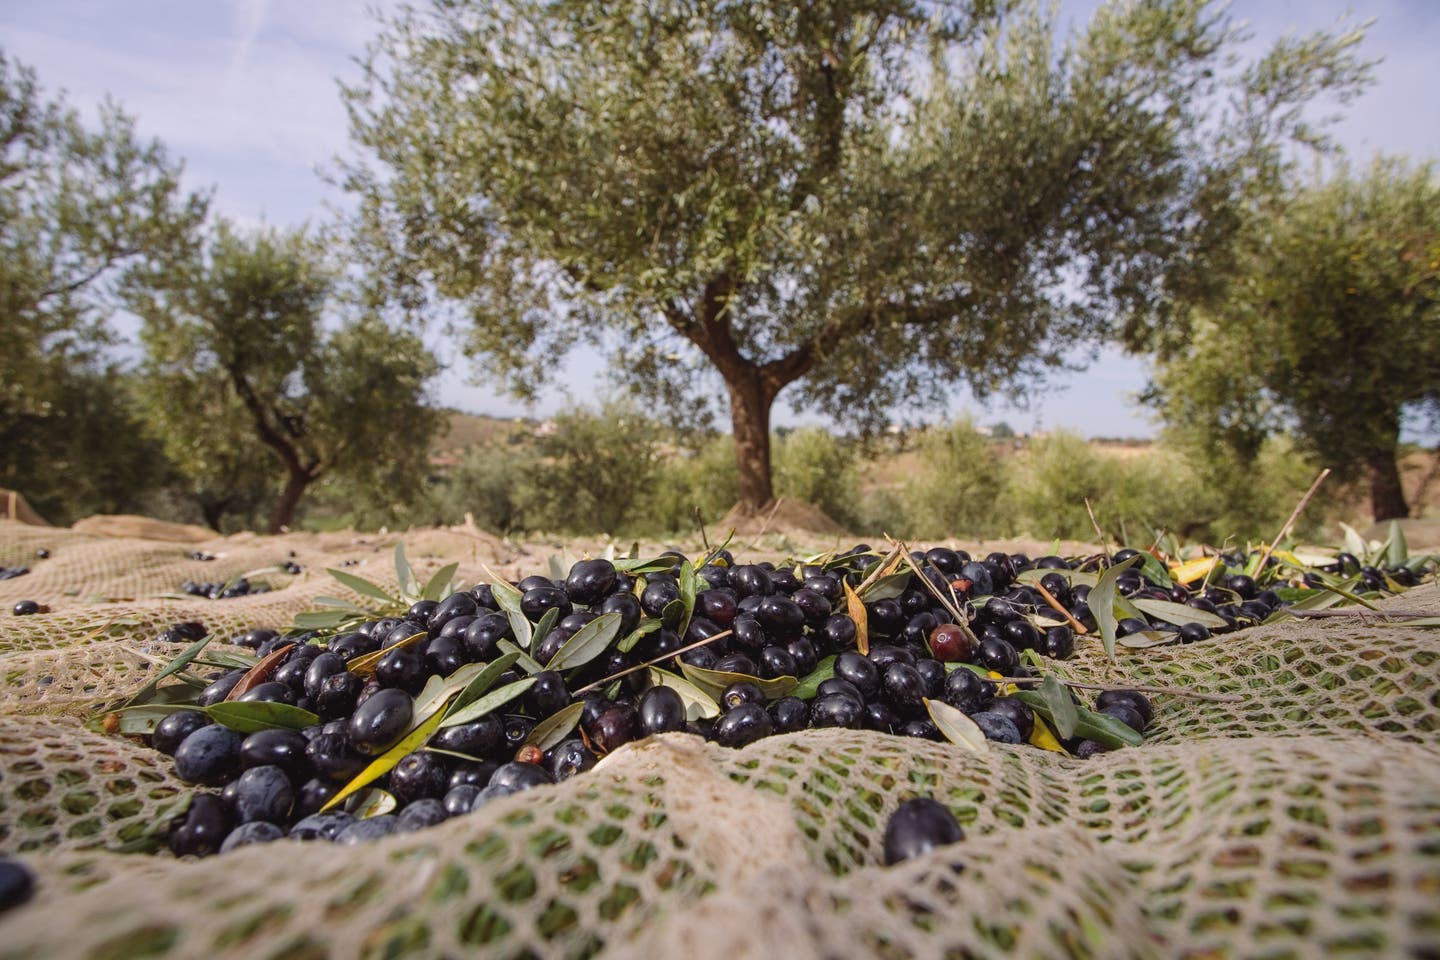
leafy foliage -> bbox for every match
[0,50,208,521]
[1151,157,1440,521]
[127,221,444,532]
[342,0,1372,507]
[899,419,1008,537]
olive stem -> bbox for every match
[1254,467,1331,576]
[884,537,980,646]
[572,628,736,696]
[1029,579,1090,635]
[995,675,1246,703]
[854,541,907,597]
[1084,498,1109,560]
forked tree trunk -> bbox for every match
[1367,448,1409,521]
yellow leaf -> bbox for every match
[321,708,446,812]
[843,579,869,656]
[1029,714,1067,754]
[1169,556,1217,585]
[347,631,426,678]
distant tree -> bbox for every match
[342,0,1370,513]
[0,50,208,520]
[1152,158,1440,521]
[128,222,444,532]
[988,422,1016,440]
[525,400,663,533]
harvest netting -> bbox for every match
[0,518,1437,959]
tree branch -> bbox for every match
[224,363,317,480]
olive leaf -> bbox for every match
[679,661,797,701]
[346,632,424,678]
[122,631,214,708]
[443,652,521,720]
[348,788,398,820]
[312,596,372,613]
[1135,552,1173,589]
[1072,708,1144,748]
[292,609,357,632]
[612,556,685,575]
[843,580,869,656]
[394,542,416,597]
[1027,714,1067,753]
[1091,555,1140,662]
[1037,674,1078,739]
[531,606,560,654]
[1012,689,1143,748]
[421,562,460,603]
[1316,576,1380,610]
[548,612,622,673]
[322,709,448,812]
[412,661,490,720]
[860,571,911,602]
[437,677,537,729]
[660,597,685,631]
[792,656,836,700]
[496,639,544,675]
[648,667,720,719]
[224,642,297,701]
[923,697,989,754]
[1130,598,1228,629]
[524,701,587,751]
[206,700,319,734]
[617,619,660,653]
[1387,520,1408,568]
[676,560,699,639]
[1116,630,1182,649]
[108,703,191,736]
[1339,522,1369,563]
[326,567,395,604]
[477,563,523,609]
[486,578,533,650]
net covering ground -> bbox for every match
[0,520,1437,959]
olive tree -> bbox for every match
[342,0,1370,511]
[128,222,444,532]
[1151,158,1440,521]
[0,50,208,520]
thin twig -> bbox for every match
[885,536,979,645]
[854,541,906,596]
[572,629,735,696]
[993,675,1246,703]
[1254,468,1331,576]
[739,497,786,553]
[1029,579,1089,635]
[1084,498,1110,559]
[693,507,711,556]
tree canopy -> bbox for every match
[127,222,444,532]
[0,49,208,520]
[1151,157,1440,521]
[342,0,1371,510]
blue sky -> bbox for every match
[4,0,1438,438]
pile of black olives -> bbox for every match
[179,578,271,600]
[152,542,1379,857]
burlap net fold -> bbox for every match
[0,520,1436,958]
